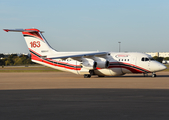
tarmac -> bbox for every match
[0,72,169,120]
[0,72,169,90]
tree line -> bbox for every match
[0,54,35,66]
[153,56,169,63]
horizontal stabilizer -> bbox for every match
[3,29,44,33]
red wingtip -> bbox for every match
[3,29,9,32]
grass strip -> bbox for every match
[0,66,62,72]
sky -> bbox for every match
[0,0,169,53]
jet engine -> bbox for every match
[81,58,109,70]
[95,60,109,69]
[81,58,97,70]
[79,58,110,76]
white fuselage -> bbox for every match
[32,52,166,76]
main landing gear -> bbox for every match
[143,72,157,77]
[143,73,148,77]
[84,74,91,78]
[83,70,95,78]
[152,72,157,77]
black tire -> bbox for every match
[84,74,88,78]
[88,75,91,78]
[152,74,157,77]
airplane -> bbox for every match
[3,28,167,78]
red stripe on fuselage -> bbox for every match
[109,62,150,73]
[120,62,150,72]
[29,49,81,71]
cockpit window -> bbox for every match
[141,57,150,62]
[145,58,149,61]
[141,58,144,61]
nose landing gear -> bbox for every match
[152,72,156,77]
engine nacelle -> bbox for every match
[81,58,109,70]
[95,60,109,69]
[81,59,97,70]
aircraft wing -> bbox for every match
[49,51,109,61]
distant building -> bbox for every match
[146,52,169,58]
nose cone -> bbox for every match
[150,62,167,72]
[159,64,167,71]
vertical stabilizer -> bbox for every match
[3,28,57,57]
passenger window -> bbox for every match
[128,59,129,61]
[125,59,126,61]
[119,59,120,61]
[122,59,123,61]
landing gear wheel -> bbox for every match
[152,73,157,77]
[84,74,91,78]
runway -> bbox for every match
[0,72,169,120]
